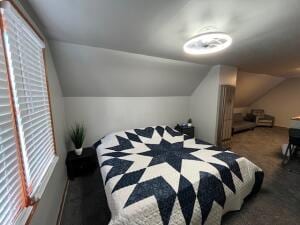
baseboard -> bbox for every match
[56,179,69,225]
[274,125,289,129]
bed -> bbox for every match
[95,126,263,225]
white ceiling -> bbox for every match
[27,0,300,77]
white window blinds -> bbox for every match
[0,28,25,225]
[1,2,55,197]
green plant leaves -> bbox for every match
[69,123,86,149]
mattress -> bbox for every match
[96,126,263,225]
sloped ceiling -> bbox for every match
[27,0,300,77]
[234,71,284,107]
[50,41,210,97]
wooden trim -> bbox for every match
[56,180,69,225]
[0,9,30,207]
[2,0,45,42]
[43,48,58,155]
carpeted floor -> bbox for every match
[60,127,300,225]
[223,127,300,225]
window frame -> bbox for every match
[0,1,58,224]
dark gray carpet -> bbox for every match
[60,127,300,225]
[223,127,300,225]
[59,170,110,225]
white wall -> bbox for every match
[190,66,221,144]
[64,65,238,147]
[15,2,68,225]
[251,77,300,128]
[54,37,212,147]
[65,97,190,146]
[50,41,211,97]
[190,65,237,144]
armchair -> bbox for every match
[249,109,275,127]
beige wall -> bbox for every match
[251,78,300,128]
[234,107,249,116]
[235,71,283,107]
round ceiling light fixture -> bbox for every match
[183,32,232,55]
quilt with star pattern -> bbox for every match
[95,126,263,225]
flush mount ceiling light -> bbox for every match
[183,32,232,55]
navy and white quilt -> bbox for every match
[96,126,263,225]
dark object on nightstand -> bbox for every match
[175,124,195,138]
[66,147,98,180]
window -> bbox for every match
[0,28,25,225]
[0,1,57,225]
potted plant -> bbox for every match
[69,123,86,155]
[187,118,192,127]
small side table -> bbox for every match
[175,125,195,138]
[66,147,98,180]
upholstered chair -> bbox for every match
[250,109,275,127]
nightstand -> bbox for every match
[66,147,98,180]
[175,125,195,138]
